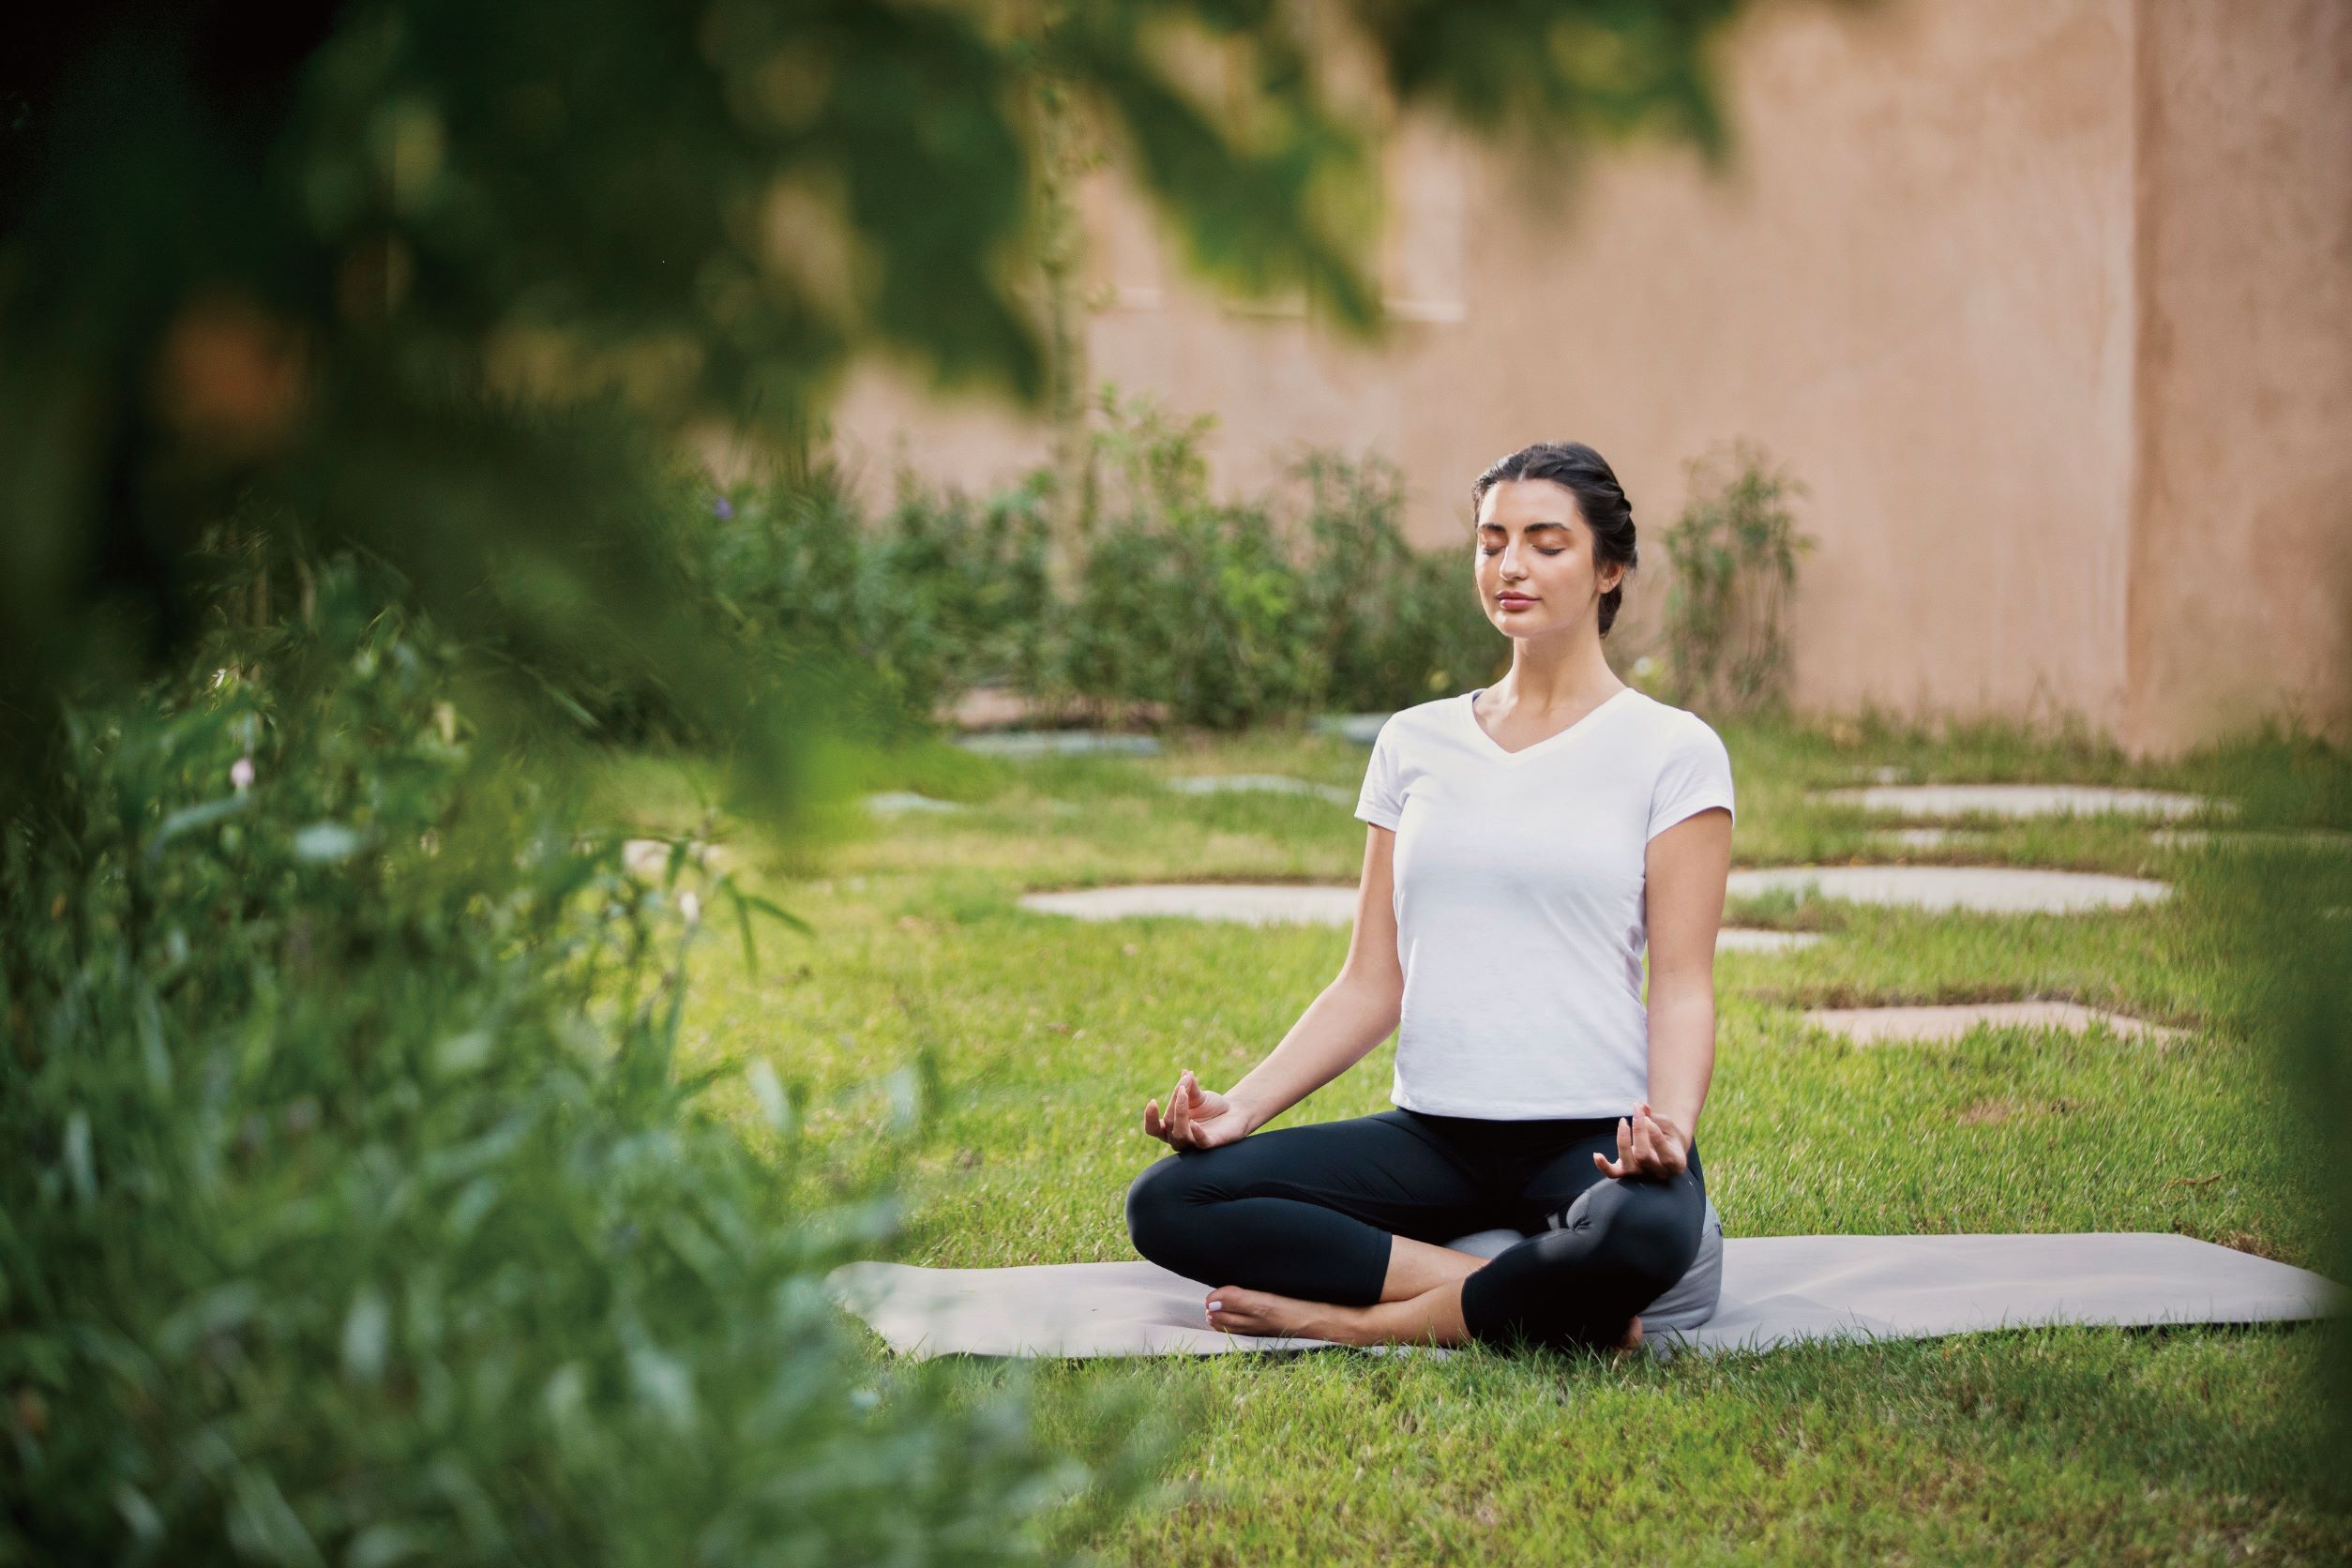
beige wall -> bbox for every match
[827,0,2351,758]
[2124,0,2352,757]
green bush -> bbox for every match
[1657,439,1816,716]
[0,565,1165,1564]
[1287,448,1505,712]
[695,391,1503,731]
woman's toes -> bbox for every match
[1205,1286,1286,1335]
[1614,1314,1645,1354]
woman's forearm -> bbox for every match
[1644,984,1717,1138]
[1226,975,1401,1134]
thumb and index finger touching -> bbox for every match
[1592,1102,1685,1178]
[1145,1068,1203,1146]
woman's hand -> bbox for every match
[1143,1069,1252,1151]
[1593,1100,1688,1180]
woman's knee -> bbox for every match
[1528,1177,1701,1297]
[1591,1178,1704,1289]
[1123,1153,1208,1260]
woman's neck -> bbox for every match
[1491,635,1621,712]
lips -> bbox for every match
[1496,594,1538,609]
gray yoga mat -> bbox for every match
[824,1230,2340,1361]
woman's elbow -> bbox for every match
[1332,961,1404,1029]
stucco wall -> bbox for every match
[2124,0,2352,757]
[826,0,2346,755]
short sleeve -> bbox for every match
[1648,718,1736,842]
[1354,719,1405,831]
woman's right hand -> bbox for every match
[1143,1069,1252,1151]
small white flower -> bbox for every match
[679,892,701,927]
[230,757,255,793]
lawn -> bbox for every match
[604,710,2349,1564]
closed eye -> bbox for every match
[1479,546,1567,556]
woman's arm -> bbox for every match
[1222,825,1406,1135]
[1636,805,1735,1143]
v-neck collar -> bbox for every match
[1462,686,1638,766]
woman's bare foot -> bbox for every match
[1205,1286,1363,1346]
[1614,1315,1644,1355]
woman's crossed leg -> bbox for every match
[1124,1109,1704,1353]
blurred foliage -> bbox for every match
[0,563,1177,1563]
[1,0,1754,805]
[2183,736,2352,1440]
[1658,438,1816,717]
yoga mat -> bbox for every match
[823,1232,2340,1362]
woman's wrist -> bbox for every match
[1228,1091,1270,1135]
[1647,1104,1698,1146]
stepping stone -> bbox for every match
[941,686,1046,731]
[1872,826,1995,850]
[1018,885,1814,952]
[1716,928,1824,953]
[1814,784,2222,821]
[1802,1001,2187,1046]
[1728,865,2170,912]
[956,731,1162,759]
[1019,884,1356,926]
[1166,774,1351,805]
[939,688,1173,732]
[865,792,967,816]
[1311,713,1391,747]
[2149,827,2352,851]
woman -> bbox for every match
[1123,439,1735,1356]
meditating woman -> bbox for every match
[1123,439,1735,1355]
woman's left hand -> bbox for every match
[1593,1101,1688,1180]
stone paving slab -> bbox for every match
[865,792,968,815]
[1876,824,2349,853]
[1872,827,1994,849]
[1165,774,1352,804]
[2149,827,2352,850]
[956,731,1162,758]
[1019,884,1355,925]
[1018,885,1815,952]
[1814,783,2220,820]
[1310,713,1390,746]
[1717,928,1824,952]
[1728,864,2170,912]
[1802,1001,2188,1046]
[939,688,1170,731]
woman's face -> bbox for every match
[1474,476,1623,641]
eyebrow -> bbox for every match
[1477,520,1573,535]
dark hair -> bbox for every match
[1470,441,1639,638]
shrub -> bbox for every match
[1657,439,1815,716]
[0,564,1166,1563]
[684,390,1509,731]
[1287,448,1503,712]
[864,466,1058,709]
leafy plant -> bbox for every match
[1658,439,1816,716]
[0,564,1170,1563]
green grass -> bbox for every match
[618,710,2351,1564]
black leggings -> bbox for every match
[1124,1107,1706,1354]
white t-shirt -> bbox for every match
[1353,686,1736,1120]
